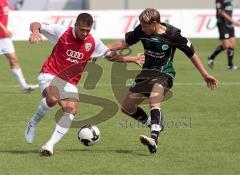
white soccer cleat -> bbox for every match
[24,122,36,144]
[139,135,158,154]
[40,144,54,156]
[22,84,39,93]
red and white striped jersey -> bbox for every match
[40,23,109,85]
[0,0,9,38]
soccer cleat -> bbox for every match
[40,144,53,156]
[207,57,214,69]
[227,65,238,70]
[139,135,158,154]
[24,122,36,144]
[22,84,39,93]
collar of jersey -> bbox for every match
[72,26,77,39]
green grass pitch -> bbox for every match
[0,39,239,175]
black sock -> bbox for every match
[227,48,234,67]
[150,108,164,144]
[210,45,225,60]
[126,107,148,124]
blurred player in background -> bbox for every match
[0,0,38,92]
[208,0,240,70]
[108,8,218,154]
[24,13,144,156]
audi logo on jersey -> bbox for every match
[66,50,84,60]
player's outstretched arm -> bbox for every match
[107,40,129,50]
[106,40,145,67]
[191,53,218,90]
[106,51,144,68]
[92,38,143,66]
[29,22,42,44]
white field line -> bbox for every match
[0,82,239,88]
[175,82,240,86]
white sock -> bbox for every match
[45,112,74,146]
[11,68,28,89]
[30,98,51,126]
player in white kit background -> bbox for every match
[24,13,144,156]
[0,0,38,92]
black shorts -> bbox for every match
[129,70,173,97]
[217,23,235,39]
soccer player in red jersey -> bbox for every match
[0,0,38,92]
[24,13,144,156]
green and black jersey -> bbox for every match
[216,0,233,27]
[125,23,195,78]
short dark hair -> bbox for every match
[139,8,161,24]
[76,13,93,26]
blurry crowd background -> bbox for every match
[8,0,240,11]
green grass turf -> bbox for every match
[0,39,239,175]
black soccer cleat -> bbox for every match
[139,135,158,154]
[40,144,53,157]
[40,149,52,157]
[22,84,39,93]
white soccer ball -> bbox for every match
[78,124,100,146]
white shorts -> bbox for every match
[38,73,79,101]
[0,38,15,54]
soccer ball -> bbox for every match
[78,124,100,146]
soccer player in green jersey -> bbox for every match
[208,0,240,70]
[108,8,218,154]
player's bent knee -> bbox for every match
[222,43,228,49]
[46,97,58,107]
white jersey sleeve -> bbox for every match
[91,31,109,59]
[40,23,67,45]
